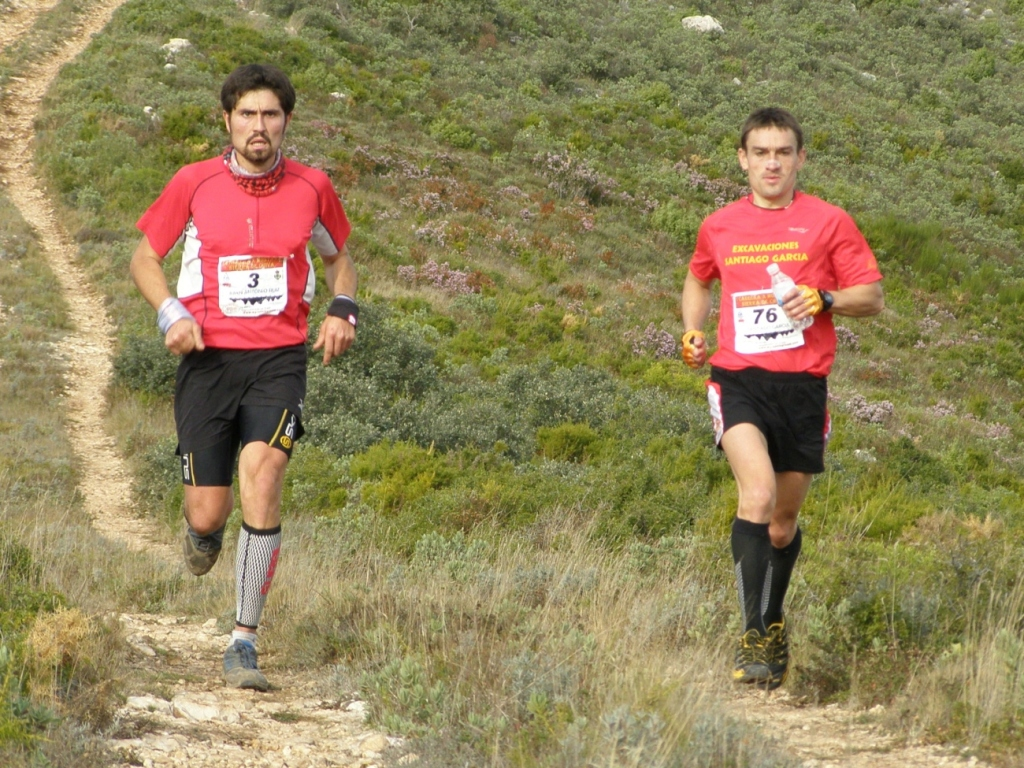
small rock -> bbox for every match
[126,695,172,715]
[127,636,156,657]
[346,700,368,715]
[172,696,220,722]
[681,15,724,33]
[161,38,192,56]
[360,733,388,754]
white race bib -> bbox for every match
[218,255,288,317]
[732,289,804,354]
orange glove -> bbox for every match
[681,330,706,369]
[797,285,824,316]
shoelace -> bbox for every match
[737,630,768,664]
[229,641,259,669]
[762,626,788,664]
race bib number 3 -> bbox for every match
[218,255,288,317]
[732,289,804,354]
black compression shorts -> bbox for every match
[174,345,306,487]
[706,366,830,474]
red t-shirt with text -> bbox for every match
[688,192,882,376]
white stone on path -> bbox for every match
[126,695,173,715]
[172,695,221,722]
[360,733,389,754]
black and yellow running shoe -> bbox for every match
[732,618,789,691]
[733,627,769,684]
[758,618,790,691]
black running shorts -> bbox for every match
[174,345,307,487]
[706,366,830,474]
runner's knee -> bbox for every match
[184,488,233,534]
[737,484,775,519]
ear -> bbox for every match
[796,147,807,170]
[223,111,231,132]
[737,146,749,172]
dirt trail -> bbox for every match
[0,0,156,552]
[729,690,986,767]
[0,2,996,767]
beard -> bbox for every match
[235,134,276,169]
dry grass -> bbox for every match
[258,507,788,765]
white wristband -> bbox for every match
[157,297,195,335]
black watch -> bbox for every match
[818,289,834,313]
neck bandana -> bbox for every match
[223,147,285,197]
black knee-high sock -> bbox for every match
[731,518,772,634]
[762,527,802,628]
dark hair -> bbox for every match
[220,64,296,115]
[739,107,804,151]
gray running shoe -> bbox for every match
[182,525,224,576]
[223,639,270,691]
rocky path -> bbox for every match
[729,690,987,768]
[109,614,402,768]
[0,2,997,767]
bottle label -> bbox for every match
[731,289,805,353]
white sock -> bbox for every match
[230,629,258,648]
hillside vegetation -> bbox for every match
[6,0,1024,764]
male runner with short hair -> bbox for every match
[680,107,884,690]
[130,64,358,690]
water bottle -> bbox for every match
[767,264,812,332]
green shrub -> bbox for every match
[351,441,454,513]
[159,104,211,143]
[649,201,703,248]
[536,422,598,462]
[113,335,177,396]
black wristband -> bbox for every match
[327,294,359,326]
[818,289,834,313]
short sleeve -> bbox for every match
[136,168,193,258]
[309,175,351,257]
[830,212,883,288]
[688,221,720,283]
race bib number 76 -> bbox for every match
[732,289,804,354]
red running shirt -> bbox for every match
[688,192,882,376]
[137,156,351,350]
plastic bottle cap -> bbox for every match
[767,264,780,274]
